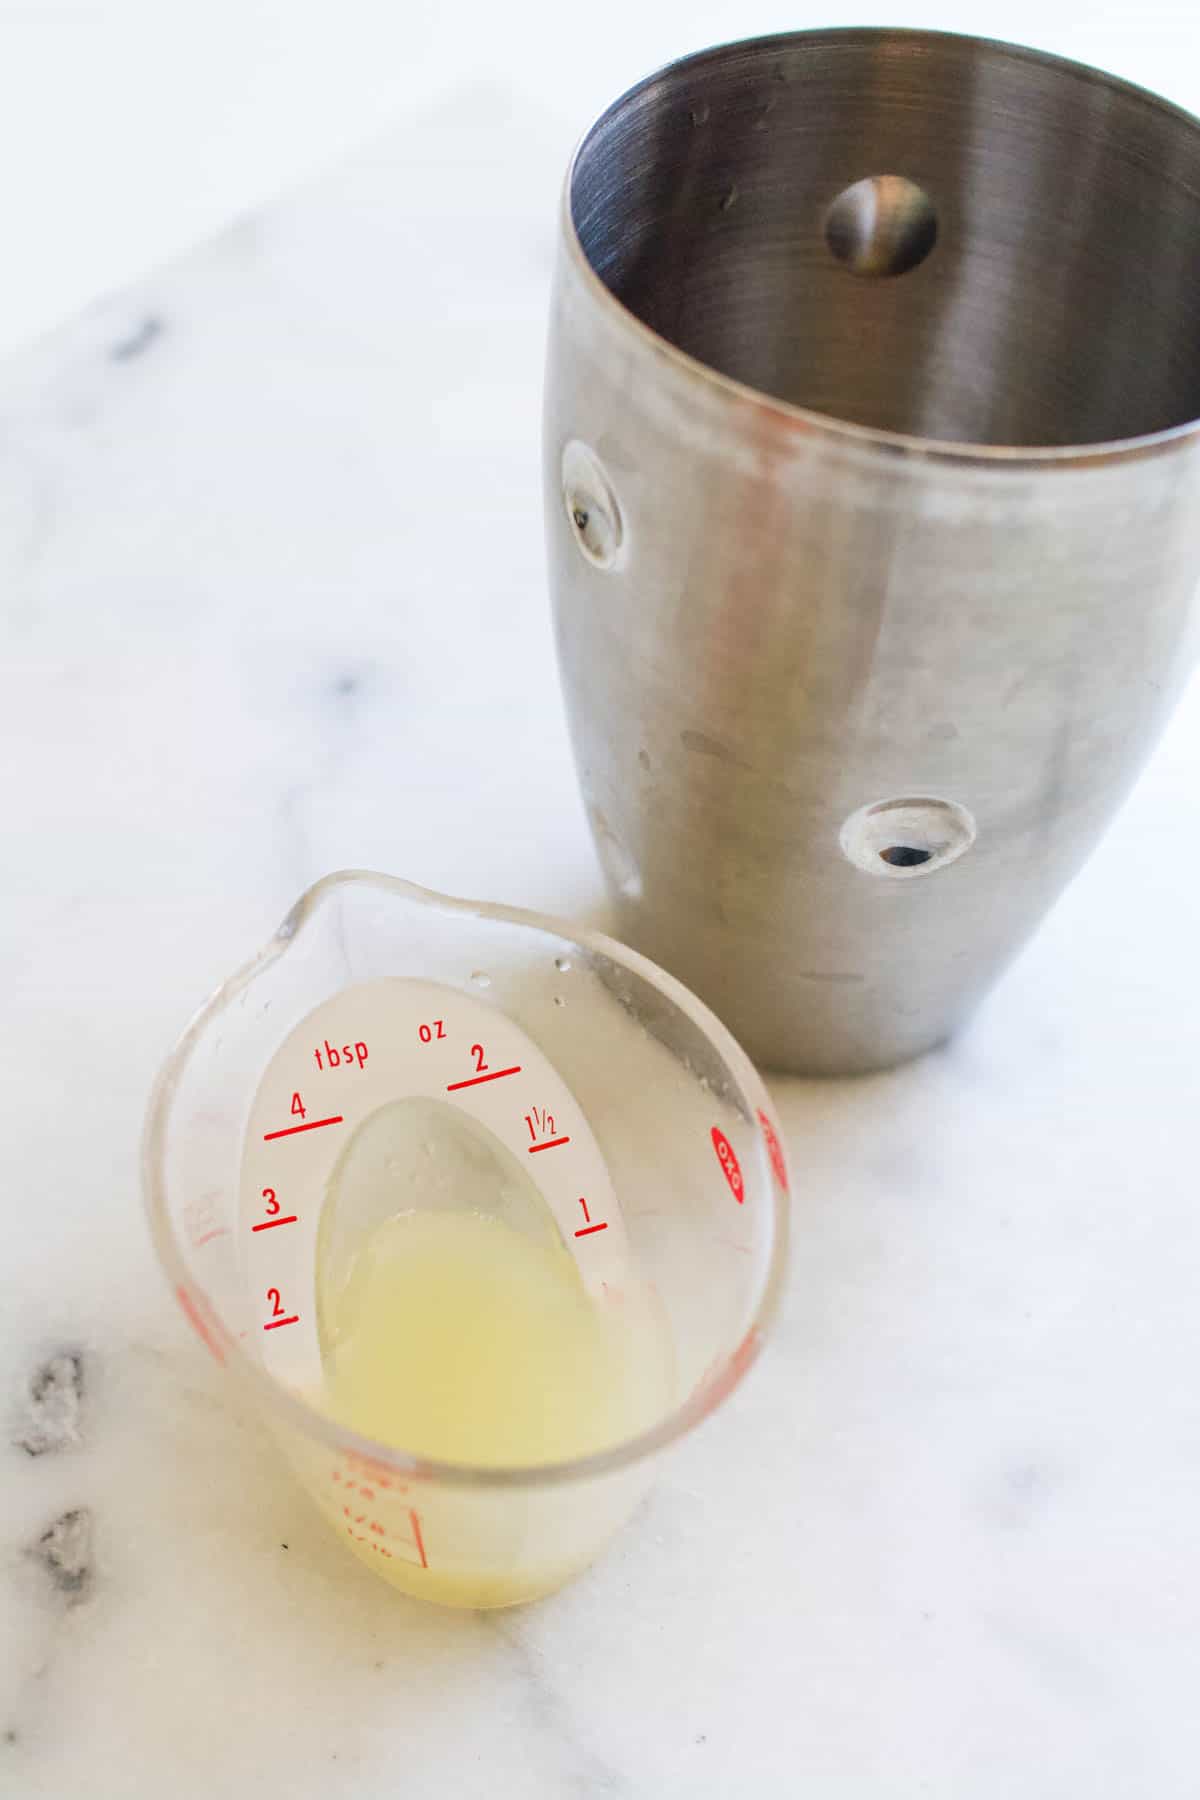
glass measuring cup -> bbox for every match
[143,873,789,1608]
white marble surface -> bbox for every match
[3,79,1200,1800]
[4,0,1198,358]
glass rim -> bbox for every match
[142,870,791,1491]
[563,24,1200,469]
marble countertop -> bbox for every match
[3,81,1200,1800]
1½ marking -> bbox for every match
[526,1106,570,1153]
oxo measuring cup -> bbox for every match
[143,873,789,1608]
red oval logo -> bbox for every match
[757,1108,789,1192]
[711,1126,745,1203]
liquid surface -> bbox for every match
[320,1207,669,1467]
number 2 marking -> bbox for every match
[263,1287,300,1330]
[471,1043,489,1074]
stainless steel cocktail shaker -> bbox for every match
[545,29,1200,1073]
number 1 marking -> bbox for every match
[574,1197,608,1238]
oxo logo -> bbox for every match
[711,1126,744,1203]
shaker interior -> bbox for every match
[570,30,1200,447]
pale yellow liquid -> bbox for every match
[317,1206,674,1605]
[321,1208,662,1464]
[313,1094,676,1605]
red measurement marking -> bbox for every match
[732,1326,760,1381]
[263,1314,300,1331]
[526,1106,555,1140]
[343,1505,427,1569]
[184,1192,224,1250]
[445,1065,521,1092]
[334,1454,418,1495]
[175,1284,226,1364]
[410,1508,428,1570]
[574,1222,608,1238]
[711,1126,745,1203]
[263,1115,343,1141]
[757,1108,789,1191]
[528,1136,570,1154]
[252,1215,299,1232]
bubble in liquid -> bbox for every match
[470,971,491,988]
[554,956,571,974]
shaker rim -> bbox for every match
[562,25,1200,471]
